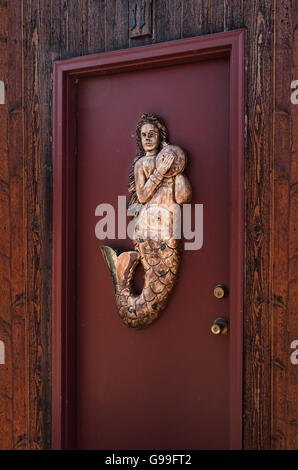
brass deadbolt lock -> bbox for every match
[211,317,229,335]
[213,284,228,299]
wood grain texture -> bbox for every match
[155,0,181,42]
[0,0,297,449]
[0,0,27,450]
[242,0,274,450]
[23,2,51,449]
[0,0,13,450]
[80,0,105,55]
[272,0,298,449]
[105,0,129,51]
[182,0,226,37]
[223,0,244,31]
[182,0,209,37]
[288,23,298,449]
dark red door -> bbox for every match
[75,56,239,450]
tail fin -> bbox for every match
[100,246,140,293]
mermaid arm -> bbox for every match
[134,159,164,204]
[174,173,192,204]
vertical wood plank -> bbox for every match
[155,0,181,42]
[7,0,27,450]
[224,0,244,30]
[182,0,228,38]
[182,0,244,38]
[105,0,129,51]
[272,0,298,449]
[49,0,84,58]
[23,0,54,450]
[23,0,45,450]
[209,0,225,32]
[65,1,83,55]
[0,0,27,450]
[49,0,63,57]
[182,0,209,37]
[81,0,106,55]
[243,0,274,450]
[288,24,298,450]
[0,0,13,450]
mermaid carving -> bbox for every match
[101,113,192,329]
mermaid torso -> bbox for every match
[133,155,190,240]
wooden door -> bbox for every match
[52,33,244,451]
[75,60,238,451]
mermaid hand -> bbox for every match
[156,152,175,175]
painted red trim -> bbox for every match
[54,30,242,76]
[228,31,245,450]
[52,30,245,450]
[52,63,63,450]
[52,68,77,450]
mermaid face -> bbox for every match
[140,123,159,155]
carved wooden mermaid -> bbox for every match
[101,113,192,328]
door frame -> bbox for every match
[52,30,245,450]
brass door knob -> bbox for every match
[211,317,229,335]
[214,284,228,299]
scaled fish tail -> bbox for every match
[100,238,181,329]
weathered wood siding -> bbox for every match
[0,0,297,449]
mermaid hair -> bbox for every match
[128,113,169,208]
